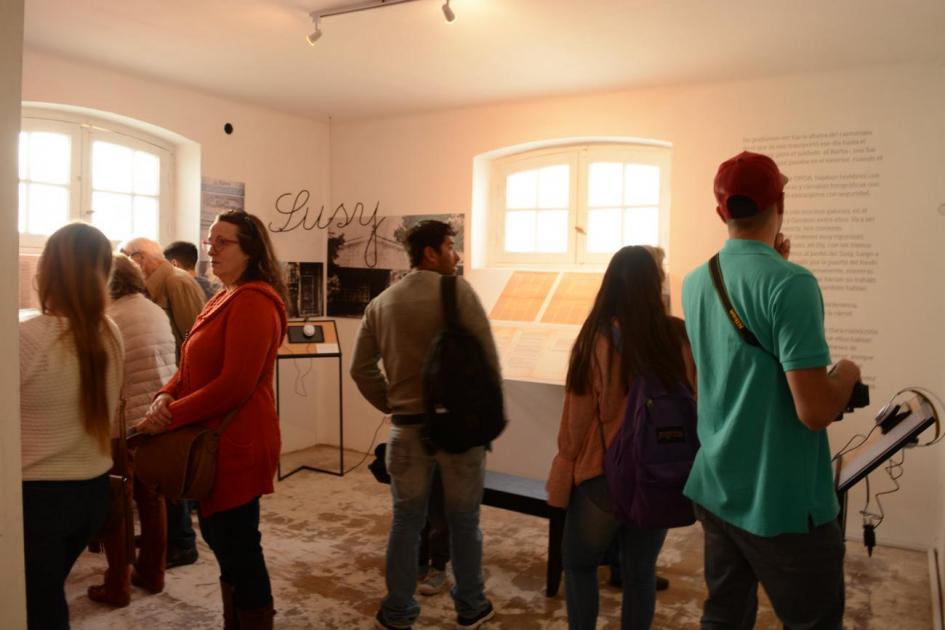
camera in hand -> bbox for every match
[835,381,869,421]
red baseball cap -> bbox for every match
[714,151,788,219]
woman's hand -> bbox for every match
[141,393,174,434]
[135,417,166,435]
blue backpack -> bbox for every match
[603,372,699,529]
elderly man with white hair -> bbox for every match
[119,237,206,358]
[119,236,207,570]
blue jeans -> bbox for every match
[418,464,450,572]
[166,497,197,551]
[563,476,667,630]
[380,425,489,627]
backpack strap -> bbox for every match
[708,253,764,349]
[440,274,461,331]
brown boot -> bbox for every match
[87,565,131,608]
[220,581,239,630]
[131,475,166,593]
[87,480,133,608]
[236,603,275,630]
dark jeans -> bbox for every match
[562,476,667,630]
[418,465,450,572]
[23,474,109,630]
[695,504,845,630]
[166,497,197,552]
[197,497,273,610]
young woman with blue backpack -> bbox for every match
[546,245,696,630]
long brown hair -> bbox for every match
[37,222,116,451]
[565,246,686,395]
[216,211,288,305]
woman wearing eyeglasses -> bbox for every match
[138,210,288,630]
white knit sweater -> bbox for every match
[20,313,123,481]
[107,293,177,429]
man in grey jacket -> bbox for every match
[351,220,499,630]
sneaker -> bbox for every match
[165,546,198,569]
[375,610,412,630]
[456,601,495,629]
[418,567,450,596]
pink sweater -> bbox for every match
[546,322,694,508]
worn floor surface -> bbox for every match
[67,448,933,629]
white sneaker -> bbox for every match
[418,567,450,596]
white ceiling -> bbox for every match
[22,0,945,120]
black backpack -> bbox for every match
[421,275,506,454]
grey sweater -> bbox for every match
[349,269,500,415]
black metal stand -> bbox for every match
[835,395,936,530]
[275,348,345,480]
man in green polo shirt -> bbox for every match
[682,151,862,629]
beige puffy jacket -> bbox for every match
[107,293,178,432]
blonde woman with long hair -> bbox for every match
[20,222,123,629]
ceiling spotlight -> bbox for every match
[442,0,455,23]
[305,1,454,44]
[306,14,322,45]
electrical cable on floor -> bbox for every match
[343,413,389,474]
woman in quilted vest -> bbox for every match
[137,211,287,630]
[20,222,123,629]
[86,253,177,607]
[546,246,695,630]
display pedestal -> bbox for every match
[276,320,345,479]
[835,395,936,529]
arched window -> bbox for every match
[19,106,173,249]
[487,141,671,267]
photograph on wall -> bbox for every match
[327,213,464,317]
[199,177,245,276]
[283,261,325,320]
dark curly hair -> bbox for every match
[216,211,288,305]
[404,220,455,268]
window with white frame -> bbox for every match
[19,110,172,249]
[489,143,671,266]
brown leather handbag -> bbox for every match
[133,404,242,501]
[90,398,135,558]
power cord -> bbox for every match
[342,413,389,474]
[852,386,942,556]
[292,358,314,397]
[832,422,881,462]
[901,386,944,447]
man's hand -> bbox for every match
[775,232,791,260]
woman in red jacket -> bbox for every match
[138,210,287,630]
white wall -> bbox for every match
[21,49,331,249]
[329,65,945,556]
[1,1,27,627]
[19,48,333,458]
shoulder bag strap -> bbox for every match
[708,253,764,349]
[440,274,460,331]
[212,370,267,437]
